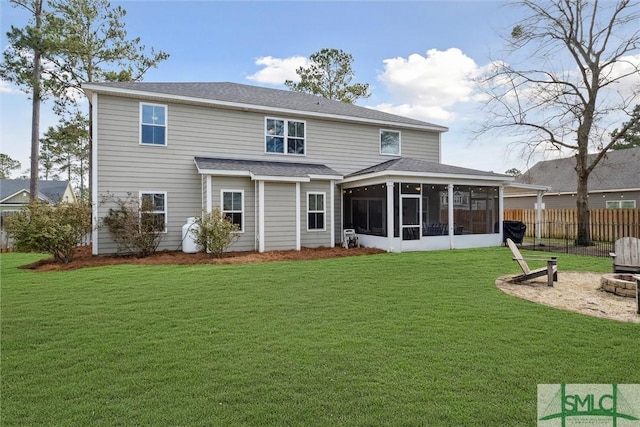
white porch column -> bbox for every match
[296,182,301,250]
[499,185,505,240]
[386,181,394,252]
[536,191,544,245]
[448,184,454,249]
[205,175,212,213]
[330,180,335,248]
[258,180,265,253]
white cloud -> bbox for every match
[247,56,309,85]
[0,80,19,94]
[374,48,482,123]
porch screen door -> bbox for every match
[401,196,420,240]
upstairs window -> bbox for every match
[307,192,325,231]
[140,103,167,145]
[380,129,400,155]
[140,192,167,233]
[266,118,305,155]
[222,190,244,232]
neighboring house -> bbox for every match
[1,179,76,249]
[0,179,76,215]
[83,81,516,255]
[505,147,640,210]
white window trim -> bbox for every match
[139,191,168,233]
[379,129,401,156]
[307,191,326,232]
[606,200,636,209]
[140,102,168,146]
[220,189,245,233]
[265,117,306,156]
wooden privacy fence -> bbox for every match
[504,208,640,241]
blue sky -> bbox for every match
[2,0,636,178]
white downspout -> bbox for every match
[296,182,301,250]
[91,92,99,255]
[258,180,265,253]
[330,180,335,248]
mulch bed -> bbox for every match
[21,245,385,272]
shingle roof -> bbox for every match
[0,179,70,203]
[347,157,509,179]
[515,147,640,192]
[194,157,342,179]
[82,81,447,131]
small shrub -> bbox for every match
[194,208,240,258]
[4,201,92,264]
[100,193,164,257]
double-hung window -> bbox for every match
[140,103,167,145]
[140,192,167,232]
[222,190,243,232]
[265,118,305,155]
[307,192,325,231]
[380,129,400,155]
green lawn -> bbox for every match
[1,248,638,426]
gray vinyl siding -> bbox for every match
[94,94,441,254]
[209,176,256,252]
[263,183,296,251]
[300,181,333,248]
[504,190,640,210]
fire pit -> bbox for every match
[600,273,637,298]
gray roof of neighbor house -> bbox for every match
[0,179,70,203]
[515,147,640,192]
[194,157,342,179]
[346,157,510,180]
[82,81,448,132]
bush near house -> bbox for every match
[4,201,91,263]
[193,208,240,258]
[100,193,165,257]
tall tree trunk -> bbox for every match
[29,0,43,202]
[574,144,591,246]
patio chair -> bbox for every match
[342,229,360,249]
[506,238,557,285]
[609,237,640,273]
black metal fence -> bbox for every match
[517,221,640,258]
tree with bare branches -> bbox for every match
[480,0,640,245]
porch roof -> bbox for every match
[340,158,513,184]
[194,157,343,182]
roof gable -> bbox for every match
[82,82,448,132]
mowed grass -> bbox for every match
[1,248,638,426]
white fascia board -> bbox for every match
[505,182,552,191]
[308,174,344,181]
[251,174,310,183]
[82,84,448,133]
[195,168,252,177]
[339,170,511,185]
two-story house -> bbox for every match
[83,82,515,255]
